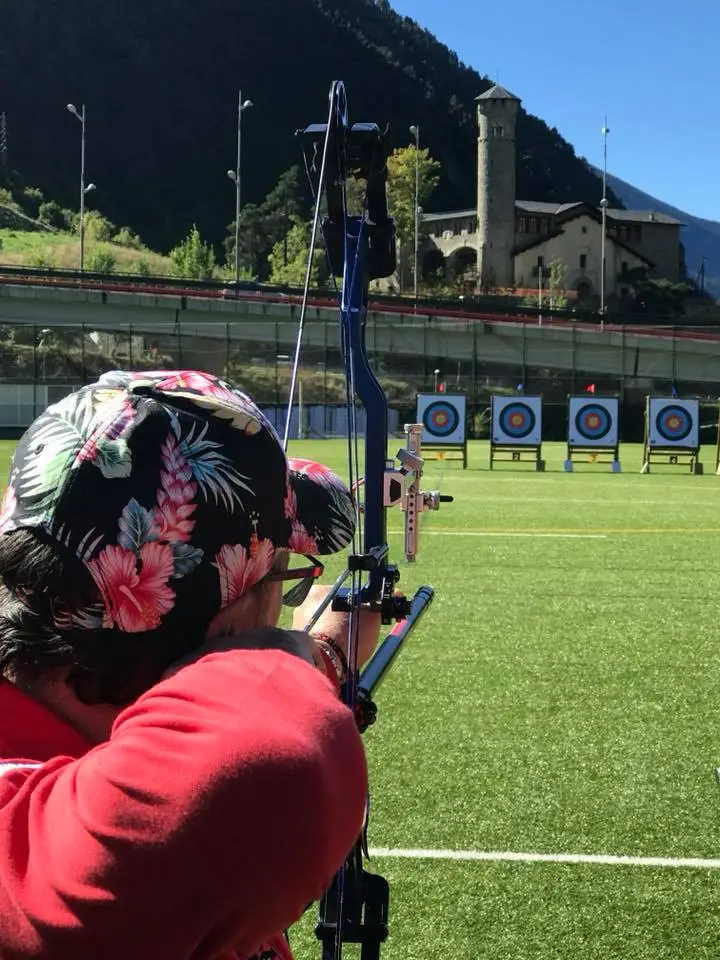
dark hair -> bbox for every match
[0,529,209,705]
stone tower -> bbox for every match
[475,85,521,289]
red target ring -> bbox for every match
[499,402,536,439]
[574,403,612,441]
[423,401,460,438]
[656,404,692,442]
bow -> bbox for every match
[286,82,452,959]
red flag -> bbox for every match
[586,384,596,394]
[438,382,446,393]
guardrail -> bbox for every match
[1,264,719,344]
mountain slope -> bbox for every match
[595,169,720,295]
[0,0,616,253]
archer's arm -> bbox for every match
[0,648,367,958]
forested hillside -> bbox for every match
[0,0,616,253]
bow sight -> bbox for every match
[295,80,453,960]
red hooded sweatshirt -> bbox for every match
[0,648,368,959]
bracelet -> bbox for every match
[314,641,344,691]
[312,633,349,678]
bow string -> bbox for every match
[286,80,452,960]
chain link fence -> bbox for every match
[0,317,718,442]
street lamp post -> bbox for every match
[409,124,420,300]
[433,368,440,392]
[66,104,96,273]
[600,118,610,325]
[227,89,254,287]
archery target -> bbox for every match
[647,397,699,448]
[492,395,542,445]
[568,397,619,447]
[416,394,467,445]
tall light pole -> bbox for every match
[227,90,253,286]
[409,124,420,299]
[66,104,96,273]
[600,117,610,321]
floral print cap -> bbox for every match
[0,370,355,635]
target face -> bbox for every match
[492,395,542,445]
[568,397,619,447]
[416,394,467,445]
[647,397,699,448]
[499,403,535,439]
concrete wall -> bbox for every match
[1,282,719,389]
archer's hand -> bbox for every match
[292,585,382,670]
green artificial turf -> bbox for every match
[282,439,720,959]
[1,437,719,956]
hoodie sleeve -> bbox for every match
[0,648,368,959]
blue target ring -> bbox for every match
[656,404,692,442]
[574,403,612,441]
[499,402,536,439]
[424,400,460,438]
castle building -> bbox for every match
[422,85,684,301]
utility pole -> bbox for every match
[600,118,610,326]
[66,104,96,273]
[409,124,420,299]
[227,89,254,286]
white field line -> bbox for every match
[388,531,607,540]
[368,847,720,870]
[424,531,606,540]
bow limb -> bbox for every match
[292,81,449,960]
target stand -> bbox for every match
[416,394,468,469]
[564,397,621,472]
[490,395,544,471]
[641,396,703,474]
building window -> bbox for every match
[579,254,587,269]
[619,225,629,241]
[529,217,537,233]
[491,125,504,138]
[518,217,527,233]
[540,218,549,234]
[621,261,629,277]
[582,226,588,234]
[537,256,544,268]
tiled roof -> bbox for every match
[422,208,476,222]
[475,84,521,102]
[606,208,683,226]
[423,202,684,227]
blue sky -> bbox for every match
[390,0,720,221]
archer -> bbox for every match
[0,368,381,959]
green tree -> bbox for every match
[224,166,307,280]
[267,217,324,286]
[85,245,117,274]
[20,186,44,219]
[386,144,440,291]
[82,210,116,243]
[38,200,66,229]
[547,257,568,309]
[131,257,152,277]
[170,224,216,280]
[0,187,21,212]
[113,226,145,249]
